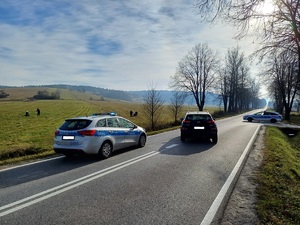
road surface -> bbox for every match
[0,114,260,224]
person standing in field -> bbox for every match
[36,108,40,116]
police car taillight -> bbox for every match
[55,130,59,135]
[77,130,97,136]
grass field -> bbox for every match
[257,115,300,224]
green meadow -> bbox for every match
[257,122,300,224]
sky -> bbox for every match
[0,0,259,91]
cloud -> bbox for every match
[0,0,258,91]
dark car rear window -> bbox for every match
[186,114,211,121]
[59,119,92,130]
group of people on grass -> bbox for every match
[25,108,40,116]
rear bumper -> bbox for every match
[181,130,217,138]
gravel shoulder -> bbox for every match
[219,126,266,225]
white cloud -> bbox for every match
[0,0,259,91]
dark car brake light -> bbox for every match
[207,119,215,124]
[55,130,59,135]
[77,130,97,136]
[182,119,191,124]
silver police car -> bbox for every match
[54,113,147,158]
[243,111,283,123]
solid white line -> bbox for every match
[0,151,158,217]
[0,156,65,172]
[200,125,261,225]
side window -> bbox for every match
[118,118,135,128]
[96,119,106,127]
[107,118,119,127]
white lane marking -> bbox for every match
[200,125,261,225]
[0,151,159,217]
[0,156,65,172]
[165,144,178,149]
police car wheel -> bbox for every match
[247,117,253,122]
[99,141,112,159]
[270,118,277,123]
[138,134,146,147]
[64,153,74,157]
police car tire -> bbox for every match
[64,153,74,157]
[247,117,253,122]
[270,118,277,123]
[99,141,113,159]
[138,134,146,147]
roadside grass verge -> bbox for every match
[257,114,300,224]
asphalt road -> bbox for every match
[0,114,260,225]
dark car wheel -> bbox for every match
[211,135,218,144]
[99,141,113,159]
[180,135,186,142]
[270,118,277,123]
[138,134,146,147]
[247,117,253,122]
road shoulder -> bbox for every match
[219,126,265,225]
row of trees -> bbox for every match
[169,43,262,113]
[33,90,60,100]
[193,0,300,120]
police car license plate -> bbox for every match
[62,136,75,140]
[194,126,205,129]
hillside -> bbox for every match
[0,85,222,106]
[0,87,104,101]
[1,85,267,108]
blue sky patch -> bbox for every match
[87,36,122,56]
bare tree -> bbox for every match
[170,43,218,111]
[264,50,299,120]
[169,91,187,123]
[215,66,230,112]
[141,84,164,131]
[215,46,261,112]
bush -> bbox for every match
[33,90,60,100]
[0,90,9,98]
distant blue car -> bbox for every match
[243,111,283,123]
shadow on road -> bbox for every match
[0,145,143,189]
[0,156,99,188]
[158,136,216,156]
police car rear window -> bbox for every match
[59,119,92,130]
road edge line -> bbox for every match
[200,125,261,225]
